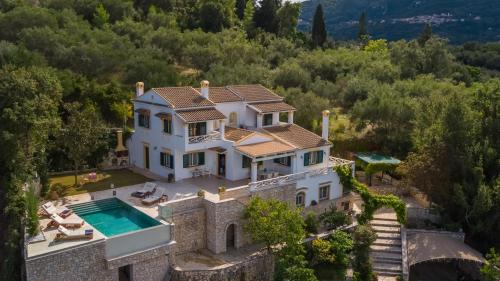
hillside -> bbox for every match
[298,0,500,44]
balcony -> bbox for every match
[188,131,222,144]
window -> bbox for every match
[242,155,251,168]
[319,185,330,201]
[183,152,205,168]
[273,156,291,166]
[303,151,323,166]
[160,152,174,169]
[163,119,172,134]
[138,112,150,128]
[188,122,207,137]
[263,113,273,126]
[296,192,305,207]
[229,112,237,127]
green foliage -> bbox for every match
[310,230,353,276]
[319,204,351,230]
[311,4,326,47]
[93,4,109,28]
[352,225,377,281]
[418,23,432,46]
[304,212,319,234]
[336,165,407,225]
[25,185,40,236]
[311,238,335,265]
[481,248,500,281]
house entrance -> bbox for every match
[218,153,226,177]
[118,264,132,281]
[226,223,235,249]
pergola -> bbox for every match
[354,152,401,186]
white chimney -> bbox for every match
[322,110,330,140]
[115,130,126,151]
[136,82,144,97]
[200,80,209,99]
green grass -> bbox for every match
[49,169,152,196]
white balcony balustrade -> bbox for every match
[188,131,222,144]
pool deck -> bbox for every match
[27,175,249,258]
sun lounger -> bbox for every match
[132,182,157,198]
[41,202,73,218]
[47,214,84,228]
[55,226,93,241]
[141,192,167,205]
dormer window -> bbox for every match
[263,114,273,126]
[188,122,207,137]
[304,150,323,166]
[137,109,150,128]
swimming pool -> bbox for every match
[69,198,160,237]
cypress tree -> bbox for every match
[311,4,327,48]
[418,23,433,46]
[358,11,368,41]
[236,0,246,20]
[254,0,279,33]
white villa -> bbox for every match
[129,81,353,208]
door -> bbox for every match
[144,145,150,169]
[226,224,235,249]
[218,153,226,177]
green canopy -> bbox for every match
[355,152,401,165]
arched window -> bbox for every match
[229,112,237,127]
[296,192,306,207]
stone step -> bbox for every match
[372,256,402,265]
[370,245,402,254]
[373,262,402,273]
[371,252,402,262]
[376,270,402,277]
[373,239,402,246]
[371,225,401,233]
[370,220,401,227]
[376,232,401,239]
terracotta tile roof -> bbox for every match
[263,124,331,149]
[236,141,295,158]
[176,108,226,122]
[248,101,296,113]
[152,87,214,109]
[227,85,282,102]
[224,126,254,142]
[195,87,242,103]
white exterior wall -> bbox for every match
[296,170,342,207]
[295,146,331,172]
[214,102,246,127]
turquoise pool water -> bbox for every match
[69,198,160,237]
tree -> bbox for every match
[276,1,301,37]
[311,4,327,48]
[59,102,106,186]
[254,0,280,33]
[481,248,500,281]
[418,23,432,46]
[352,225,377,281]
[236,0,246,20]
[93,4,110,28]
[358,11,368,42]
[243,0,255,32]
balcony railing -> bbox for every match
[249,158,354,192]
[188,131,221,144]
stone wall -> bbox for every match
[25,241,118,281]
[304,193,352,215]
[171,250,274,281]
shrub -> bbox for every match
[25,185,40,236]
[319,204,351,230]
[197,189,205,197]
[304,212,319,234]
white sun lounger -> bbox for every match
[41,202,73,218]
[47,214,84,228]
[55,226,93,240]
[137,182,157,194]
[141,192,167,205]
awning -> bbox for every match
[236,141,295,158]
[134,108,150,114]
[407,232,485,266]
[355,152,401,165]
[155,112,172,120]
[176,108,226,123]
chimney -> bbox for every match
[321,110,330,140]
[116,130,126,151]
[200,80,209,99]
[136,82,144,97]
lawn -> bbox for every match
[49,169,152,196]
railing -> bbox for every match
[329,156,354,166]
[188,131,221,144]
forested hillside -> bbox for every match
[0,0,499,280]
[299,0,500,43]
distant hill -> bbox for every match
[298,0,500,44]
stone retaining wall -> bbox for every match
[171,250,275,281]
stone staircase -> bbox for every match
[370,212,403,280]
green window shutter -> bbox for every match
[183,154,189,168]
[169,155,174,169]
[286,156,291,167]
[160,152,165,166]
[198,152,205,165]
[304,152,310,166]
[317,151,323,163]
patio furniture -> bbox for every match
[55,226,93,241]
[131,182,157,198]
[144,187,157,198]
[40,202,73,218]
[141,192,167,205]
[47,214,84,229]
